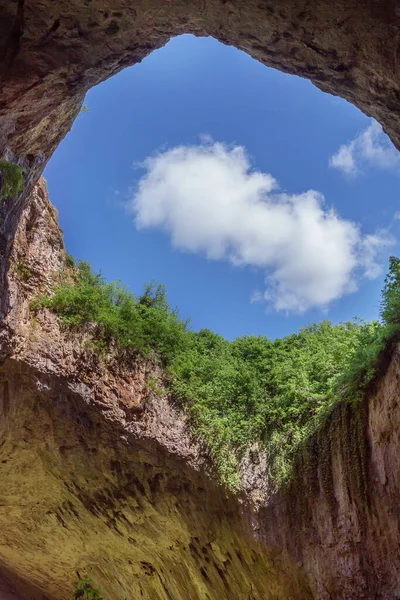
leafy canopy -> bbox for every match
[33,256,400,488]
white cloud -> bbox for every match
[329,120,400,176]
[359,231,395,280]
[329,143,357,175]
[131,141,393,313]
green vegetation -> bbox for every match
[0,159,24,201]
[32,257,400,489]
[73,578,126,600]
[14,261,32,281]
[73,578,103,600]
[32,261,188,360]
[333,256,400,403]
[170,320,377,487]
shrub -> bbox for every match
[0,159,24,201]
[72,578,127,600]
[73,578,103,600]
[33,256,400,488]
[32,261,189,362]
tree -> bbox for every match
[381,256,400,326]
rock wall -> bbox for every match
[0,358,310,600]
[258,359,400,600]
[1,179,400,599]
[0,180,312,599]
[2,2,400,591]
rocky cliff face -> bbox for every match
[260,366,400,600]
[1,180,400,600]
[0,179,311,599]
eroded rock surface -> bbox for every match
[1,0,400,164]
[259,357,400,599]
[0,180,312,599]
[1,180,400,600]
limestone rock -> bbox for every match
[1,179,400,599]
[0,180,311,599]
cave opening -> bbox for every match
[41,33,400,341]
[1,4,400,599]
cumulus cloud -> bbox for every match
[131,141,393,313]
[359,232,394,280]
[329,120,400,176]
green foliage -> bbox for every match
[14,261,32,281]
[32,261,188,362]
[381,256,400,326]
[334,256,400,403]
[65,252,76,268]
[33,257,400,489]
[73,579,103,600]
[0,159,24,201]
[146,374,164,398]
[169,320,374,484]
[72,578,128,600]
[333,321,386,402]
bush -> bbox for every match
[0,159,24,201]
[73,578,103,600]
[33,261,188,362]
[334,256,400,403]
[169,320,375,484]
[33,257,400,488]
[72,578,128,600]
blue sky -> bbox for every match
[44,35,400,340]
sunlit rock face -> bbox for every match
[259,354,400,600]
[0,179,311,599]
[1,180,400,600]
[0,359,310,600]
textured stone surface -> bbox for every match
[0,358,310,600]
[1,0,400,164]
[1,180,400,599]
[0,180,312,599]
[258,351,400,600]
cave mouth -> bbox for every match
[2,0,400,164]
[1,1,400,282]
[41,33,400,341]
[1,2,400,336]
